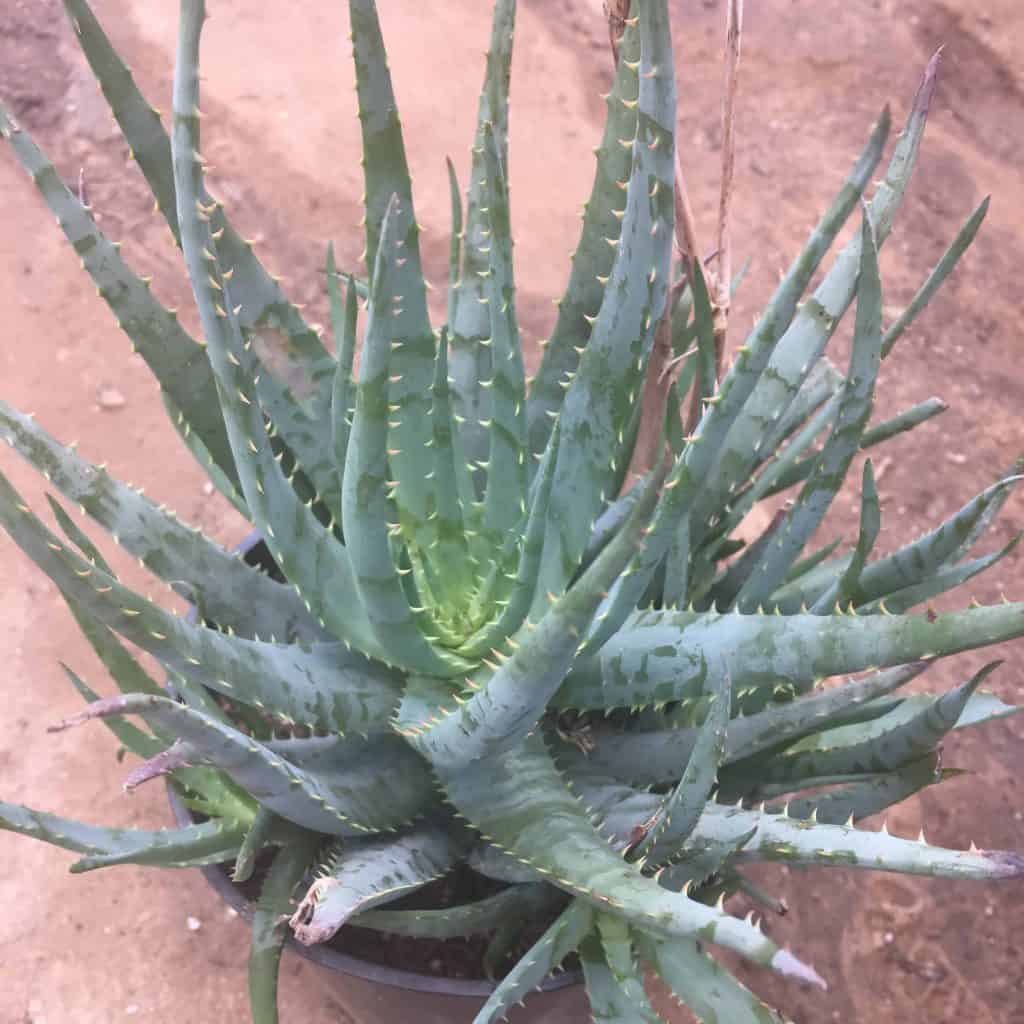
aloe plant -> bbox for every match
[1,1,1021,1021]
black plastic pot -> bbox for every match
[166,533,588,1022]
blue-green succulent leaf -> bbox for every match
[289,825,463,945]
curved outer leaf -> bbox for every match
[762,670,1021,762]
[727,662,998,787]
[881,196,989,357]
[249,832,324,1024]
[0,465,401,733]
[62,0,336,412]
[702,58,938,522]
[289,826,462,945]
[473,898,594,1024]
[848,476,1021,607]
[397,467,662,767]
[0,799,243,862]
[761,752,946,823]
[556,664,924,790]
[448,0,517,478]
[555,603,1024,711]
[703,803,1024,881]
[763,397,948,500]
[856,534,1022,616]
[630,669,731,869]
[58,608,255,823]
[0,103,237,490]
[169,6,394,663]
[0,400,323,643]
[436,734,824,986]
[54,693,433,836]
[636,932,785,1024]
[736,208,883,610]
[61,663,161,760]
[525,12,641,459]
[534,0,676,603]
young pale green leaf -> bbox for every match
[397,467,662,767]
[459,419,560,658]
[422,328,474,605]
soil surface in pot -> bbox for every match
[234,852,575,982]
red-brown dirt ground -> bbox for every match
[1,1,1021,1021]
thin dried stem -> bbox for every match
[605,0,631,62]
[673,151,703,286]
[712,0,744,361]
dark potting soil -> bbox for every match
[230,851,573,982]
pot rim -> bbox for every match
[167,531,582,997]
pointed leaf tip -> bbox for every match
[984,850,1024,879]
[771,949,828,990]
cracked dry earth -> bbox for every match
[1,1,1022,1021]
